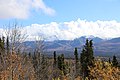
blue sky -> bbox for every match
[45,0,120,21]
[0,0,120,40]
[0,0,120,26]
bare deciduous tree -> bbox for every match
[4,22,28,53]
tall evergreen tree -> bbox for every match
[28,52,31,58]
[53,51,57,66]
[61,54,64,63]
[0,37,5,51]
[74,47,79,75]
[0,37,3,63]
[88,40,94,65]
[2,36,5,48]
[0,36,5,55]
[108,58,111,63]
[80,39,94,78]
[6,36,9,54]
[112,55,118,67]
[57,54,65,74]
[74,47,78,63]
[57,55,63,70]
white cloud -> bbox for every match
[0,0,55,19]
[23,19,120,41]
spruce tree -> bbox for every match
[6,36,9,54]
[0,37,5,51]
[108,58,111,63]
[57,55,62,70]
[80,39,94,78]
[112,55,118,67]
[74,47,79,75]
[57,54,65,74]
[53,51,57,66]
[0,36,5,56]
[88,40,94,65]
[74,47,78,63]
[0,37,3,63]
[2,36,5,48]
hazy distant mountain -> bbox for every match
[23,36,120,57]
[106,37,120,43]
[24,36,103,55]
[44,36,103,50]
[94,37,120,57]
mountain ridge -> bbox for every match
[24,36,120,57]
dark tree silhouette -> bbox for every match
[74,47,79,76]
[80,39,94,78]
[53,51,57,66]
[112,55,118,67]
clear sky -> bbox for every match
[0,0,120,40]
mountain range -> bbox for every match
[24,36,120,57]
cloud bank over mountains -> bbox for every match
[24,19,120,41]
[0,0,55,19]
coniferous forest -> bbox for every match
[1,0,120,80]
[0,24,120,80]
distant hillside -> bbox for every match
[23,36,120,57]
[24,36,104,56]
[94,37,120,57]
[106,37,120,43]
[44,36,106,57]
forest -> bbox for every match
[0,24,120,80]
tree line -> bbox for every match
[0,35,119,80]
[0,23,119,80]
[53,39,119,79]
